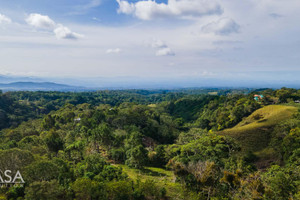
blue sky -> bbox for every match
[0,0,300,87]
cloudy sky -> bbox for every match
[0,0,300,87]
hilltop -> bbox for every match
[220,105,298,169]
[221,105,297,152]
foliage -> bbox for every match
[24,180,65,200]
[125,145,148,169]
[24,160,60,183]
[0,88,299,199]
[263,165,300,200]
[44,130,64,153]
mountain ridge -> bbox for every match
[0,81,87,92]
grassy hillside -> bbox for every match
[117,165,195,200]
[220,105,297,153]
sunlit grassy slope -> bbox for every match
[220,105,297,152]
[117,165,195,200]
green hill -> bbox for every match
[220,105,297,153]
[116,165,188,199]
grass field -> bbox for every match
[116,165,195,200]
[220,105,297,152]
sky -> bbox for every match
[0,0,300,87]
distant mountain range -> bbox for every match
[1,73,300,90]
[0,82,87,92]
[0,75,43,83]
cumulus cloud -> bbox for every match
[25,13,56,30]
[106,48,122,54]
[202,18,240,35]
[117,0,135,15]
[116,0,223,20]
[151,39,168,49]
[54,25,83,39]
[156,48,175,56]
[26,13,83,40]
[0,14,12,24]
[149,39,175,56]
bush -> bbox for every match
[25,180,65,200]
[72,178,105,200]
[125,145,148,169]
[109,148,126,163]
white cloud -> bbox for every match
[25,13,56,30]
[117,0,135,15]
[202,18,240,35]
[106,48,122,54]
[116,0,223,20]
[151,39,168,48]
[156,47,175,56]
[149,39,175,56]
[26,13,83,40]
[0,14,11,24]
[54,25,83,40]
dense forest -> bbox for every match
[0,88,299,200]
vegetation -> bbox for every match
[221,105,297,152]
[0,87,299,199]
